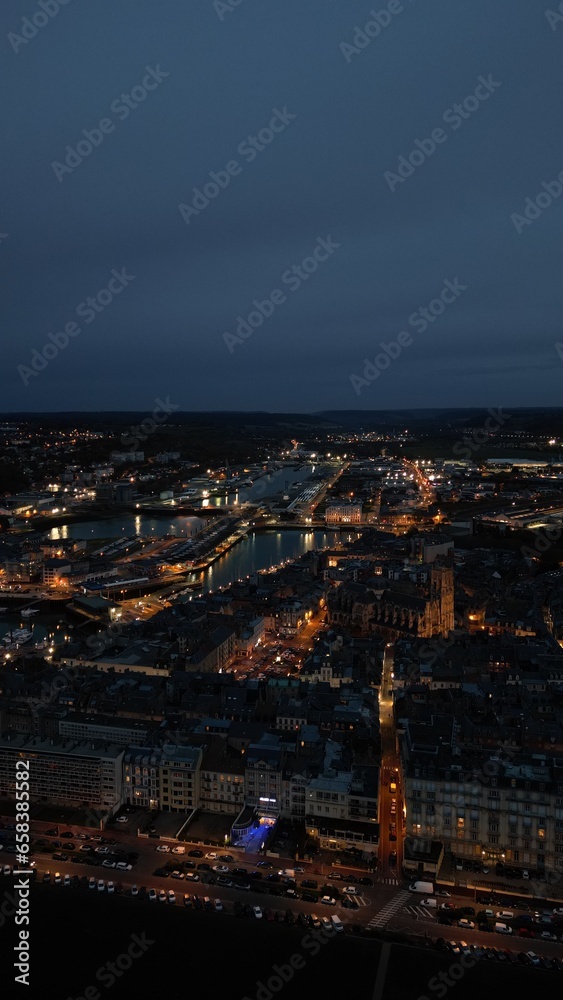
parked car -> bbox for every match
[156,845,170,854]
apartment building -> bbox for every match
[0,732,124,810]
[123,748,161,810]
[159,744,202,813]
[245,737,284,818]
[59,713,151,747]
[199,740,245,815]
[305,766,379,854]
[325,501,363,525]
[402,732,563,877]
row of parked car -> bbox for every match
[42,869,345,931]
[453,856,546,882]
[434,939,563,972]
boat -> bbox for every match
[21,608,40,617]
[0,607,8,613]
[2,628,33,644]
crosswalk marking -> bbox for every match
[405,904,435,919]
[377,876,400,885]
[366,890,411,929]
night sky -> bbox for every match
[2,0,562,412]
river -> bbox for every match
[46,523,349,591]
[197,529,349,592]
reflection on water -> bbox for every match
[49,520,351,591]
[49,516,203,541]
[196,530,347,592]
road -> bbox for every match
[379,642,403,875]
[4,809,563,960]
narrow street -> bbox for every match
[379,643,403,876]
